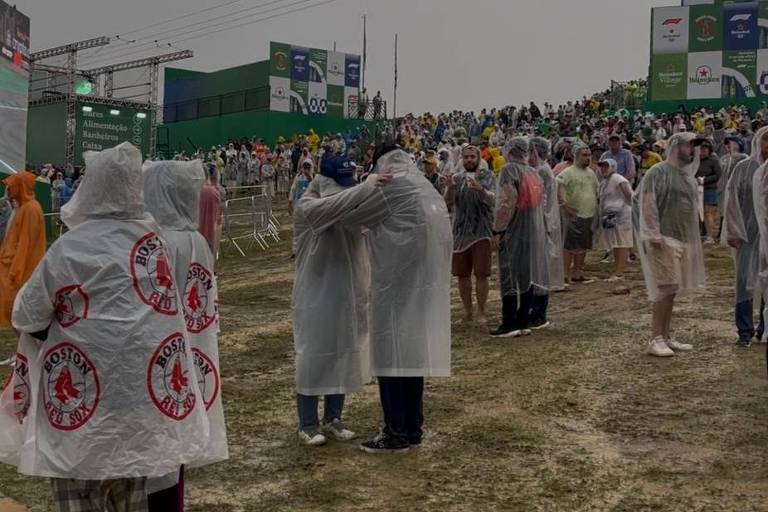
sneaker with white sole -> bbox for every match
[604,275,624,283]
[529,320,551,330]
[665,339,693,352]
[490,325,523,338]
[360,432,410,454]
[647,337,675,357]
[298,429,327,446]
[321,419,356,441]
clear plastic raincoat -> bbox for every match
[495,138,549,297]
[9,143,210,479]
[291,175,372,395]
[751,138,768,328]
[635,133,706,302]
[722,127,768,305]
[448,157,496,253]
[143,159,228,466]
[327,149,452,377]
[597,159,634,250]
[530,137,564,290]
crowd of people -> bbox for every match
[4,87,768,508]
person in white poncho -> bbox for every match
[7,143,212,512]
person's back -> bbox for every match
[0,170,45,327]
[9,144,210,499]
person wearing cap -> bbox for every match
[601,134,637,184]
[0,170,46,329]
[597,159,633,282]
[291,155,393,447]
[635,132,704,357]
[556,143,599,283]
[695,139,723,245]
[437,148,453,176]
[444,145,497,325]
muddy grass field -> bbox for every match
[2,217,768,511]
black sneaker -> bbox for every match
[737,339,752,348]
[359,433,410,454]
[408,436,422,447]
[489,325,523,338]
[529,319,551,330]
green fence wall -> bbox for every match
[159,110,380,155]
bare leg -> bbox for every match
[663,294,676,340]
[458,276,473,322]
[563,251,573,283]
[574,251,587,279]
[652,293,675,339]
[476,277,489,323]
[613,248,629,277]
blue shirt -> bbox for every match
[601,149,636,181]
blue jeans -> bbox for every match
[296,394,344,431]
[530,293,549,324]
[735,299,765,343]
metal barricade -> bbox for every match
[219,186,281,256]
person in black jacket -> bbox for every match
[696,140,723,245]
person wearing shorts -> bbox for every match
[556,143,598,283]
[445,146,496,325]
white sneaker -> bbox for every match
[665,339,693,352]
[604,275,624,283]
[298,429,327,446]
[704,237,716,246]
[321,419,356,441]
[647,337,675,357]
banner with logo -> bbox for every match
[722,50,757,97]
[269,42,361,118]
[309,48,327,84]
[688,51,723,98]
[269,76,290,112]
[724,2,758,50]
[653,7,691,55]
[308,81,328,116]
[651,53,688,100]
[327,51,346,87]
[269,42,291,79]
[689,5,724,52]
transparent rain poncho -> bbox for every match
[597,159,634,250]
[291,175,372,395]
[530,137,564,290]
[721,127,768,305]
[449,155,497,253]
[143,159,228,467]
[309,149,452,377]
[752,142,768,330]
[635,133,706,302]
[9,143,210,479]
[495,138,549,297]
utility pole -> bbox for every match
[393,33,398,120]
[362,14,367,92]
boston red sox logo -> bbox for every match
[192,348,220,411]
[54,285,89,328]
[1,353,31,424]
[147,333,196,421]
[130,232,178,316]
[42,343,100,431]
[183,263,216,334]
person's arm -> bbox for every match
[8,207,43,290]
[477,170,497,207]
[299,174,389,234]
[639,176,662,243]
[493,182,517,233]
[704,159,722,187]
[724,169,748,248]
[625,152,637,182]
[619,180,633,203]
[443,175,456,212]
[12,254,56,335]
[556,174,576,216]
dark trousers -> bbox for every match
[378,376,424,444]
[530,293,549,324]
[736,299,765,342]
[147,466,184,512]
[501,287,534,329]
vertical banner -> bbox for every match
[689,5,724,52]
[309,48,327,83]
[0,0,30,172]
[688,51,723,98]
[290,80,308,115]
[345,55,361,89]
[652,7,691,55]
[759,2,768,49]
[722,50,757,97]
[756,48,768,95]
[269,41,291,78]
[327,51,346,87]
[307,81,327,116]
[269,76,290,112]
[290,46,310,82]
[650,53,688,100]
[724,2,758,50]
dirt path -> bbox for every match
[2,224,767,511]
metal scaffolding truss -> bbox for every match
[28,38,192,168]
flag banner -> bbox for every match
[724,2,759,50]
[651,53,688,100]
[653,7,691,55]
[722,50,757,97]
[269,76,291,112]
[688,51,723,98]
[689,5,724,52]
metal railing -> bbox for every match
[349,97,387,121]
[219,185,281,256]
[163,86,270,123]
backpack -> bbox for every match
[517,170,544,209]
